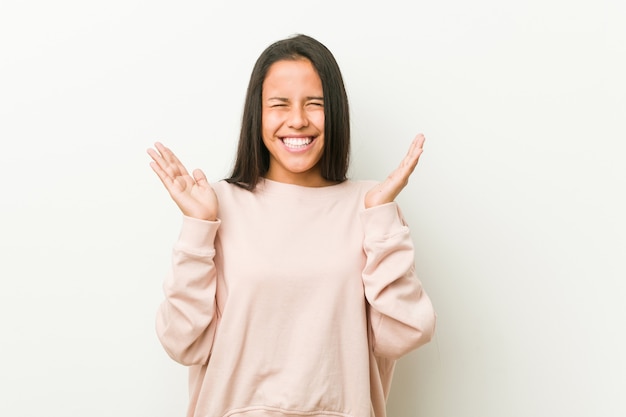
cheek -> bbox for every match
[310,112,325,129]
[262,113,282,133]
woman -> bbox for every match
[147,34,435,417]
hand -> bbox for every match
[147,142,218,221]
[364,134,425,209]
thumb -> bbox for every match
[192,168,208,185]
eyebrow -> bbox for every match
[266,96,324,102]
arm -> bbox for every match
[361,203,436,359]
[362,134,435,359]
[156,216,221,365]
[147,143,221,364]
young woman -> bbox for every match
[147,34,435,417]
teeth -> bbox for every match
[283,137,312,148]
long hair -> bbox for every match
[225,34,350,190]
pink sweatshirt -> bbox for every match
[156,179,436,417]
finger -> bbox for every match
[149,159,179,193]
[148,146,187,194]
[384,134,425,189]
[394,135,422,174]
[406,134,425,163]
[155,142,190,177]
[147,147,169,175]
[147,147,179,183]
[414,133,426,148]
[192,168,208,186]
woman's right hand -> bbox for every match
[147,142,218,221]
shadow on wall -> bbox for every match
[386,334,443,416]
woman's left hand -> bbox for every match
[364,134,425,209]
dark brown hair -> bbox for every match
[225,34,350,190]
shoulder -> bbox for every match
[210,180,254,203]
[212,179,260,194]
[210,179,241,194]
[343,179,377,197]
[347,179,377,189]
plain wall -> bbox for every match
[1,1,624,416]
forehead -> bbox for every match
[263,59,322,94]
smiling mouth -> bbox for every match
[281,137,314,149]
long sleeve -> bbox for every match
[155,215,221,366]
[156,180,436,417]
[360,202,436,360]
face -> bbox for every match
[261,58,329,187]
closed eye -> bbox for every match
[267,97,289,108]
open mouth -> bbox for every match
[281,137,314,150]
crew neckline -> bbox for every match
[256,177,357,199]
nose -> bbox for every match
[287,106,309,129]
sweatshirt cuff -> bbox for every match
[360,202,407,237]
[177,215,221,250]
